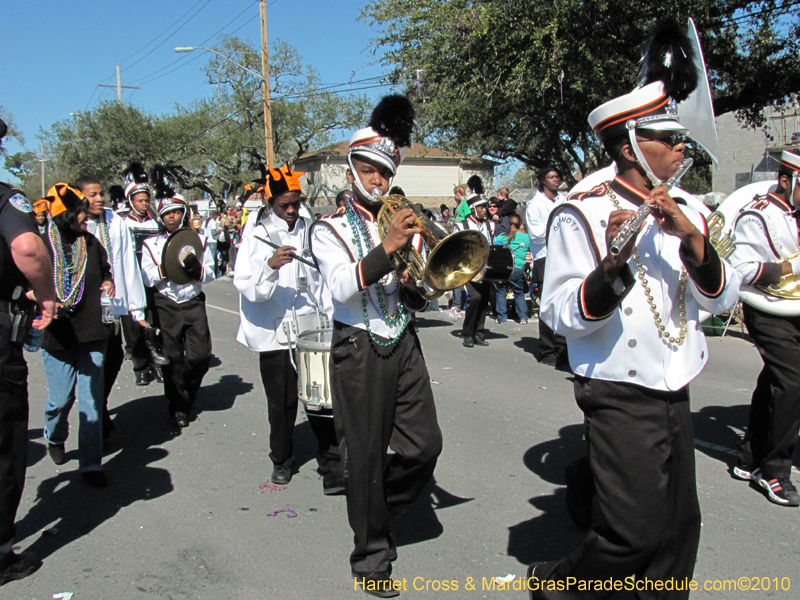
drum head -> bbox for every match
[162,228,204,285]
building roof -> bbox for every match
[296,141,498,165]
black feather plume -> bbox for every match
[149,165,177,199]
[467,175,484,195]
[639,17,697,102]
[108,185,125,205]
[368,94,415,148]
[123,162,149,185]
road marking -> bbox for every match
[206,303,239,316]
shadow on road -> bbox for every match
[195,373,254,417]
[17,391,177,560]
[513,336,540,359]
[394,477,473,548]
[507,424,586,565]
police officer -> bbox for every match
[0,118,57,586]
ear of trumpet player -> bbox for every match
[608,158,693,256]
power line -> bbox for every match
[124,0,213,72]
[119,0,209,66]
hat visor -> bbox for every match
[637,120,688,133]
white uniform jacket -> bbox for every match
[140,230,215,303]
[730,191,800,287]
[541,177,740,391]
[87,208,147,321]
[234,215,332,352]
[453,215,493,242]
[309,203,426,339]
[526,190,565,260]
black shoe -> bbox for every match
[135,371,154,386]
[526,562,545,600]
[474,337,489,346]
[146,338,170,366]
[353,571,400,598]
[152,365,165,384]
[47,443,66,466]
[271,464,292,485]
[462,336,474,348]
[174,412,190,429]
[732,461,755,481]
[564,459,593,530]
[322,473,346,495]
[81,471,108,488]
[0,551,42,586]
[538,354,557,367]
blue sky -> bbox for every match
[0,0,393,181]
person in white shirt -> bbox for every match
[76,176,151,442]
[203,213,220,278]
[525,166,568,367]
[531,20,740,596]
[310,95,442,595]
[453,175,494,348]
[728,150,800,506]
[234,164,342,491]
[141,167,215,429]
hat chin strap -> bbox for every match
[347,155,391,204]
[626,121,662,188]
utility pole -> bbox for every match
[98,65,140,106]
[39,142,47,198]
[260,0,274,167]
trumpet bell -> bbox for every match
[758,274,800,300]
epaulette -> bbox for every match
[324,206,347,219]
[567,182,608,202]
[750,194,770,212]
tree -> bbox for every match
[362,0,800,186]
[0,105,24,157]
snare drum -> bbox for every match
[473,245,514,283]
[296,328,333,412]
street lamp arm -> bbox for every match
[174,46,265,82]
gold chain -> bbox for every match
[606,184,689,346]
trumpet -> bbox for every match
[609,158,693,256]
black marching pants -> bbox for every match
[533,257,568,362]
[739,305,800,479]
[463,280,491,340]
[0,315,28,567]
[533,378,700,600]
[258,349,342,480]
[330,322,442,575]
[153,292,211,417]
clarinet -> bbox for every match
[608,158,694,256]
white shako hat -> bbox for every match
[122,162,151,200]
[465,175,487,208]
[348,95,415,200]
[156,195,188,216]
[586,18,699,186]
[778,150,800,176]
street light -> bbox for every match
[175,43,274,167]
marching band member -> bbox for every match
[76,176,151,442]
[729,150,800,506]
[525,166,568,367]
[310,95,442,597]
[121,163,163,387]
[532,19,739,597]
[234,164,343,492]
[140,167,214,429]
[454,176,493,348]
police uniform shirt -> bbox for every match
[309,204,425,339]
[0,184,39,300]
[730,192,800,287]
[234,214,333,352]
[140,231,215,303]
[540,177,740,391]
[526,190,565,260]
[87,208,147,321]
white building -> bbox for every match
[294,141,499,207]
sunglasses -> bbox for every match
[637,132,686,148]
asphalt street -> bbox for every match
[8,277,799,600]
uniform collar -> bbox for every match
[611,176,649,207]
[468,214,485,226]
[352,201,377,222]
[766,192,793,214]
[270,213,302,233]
